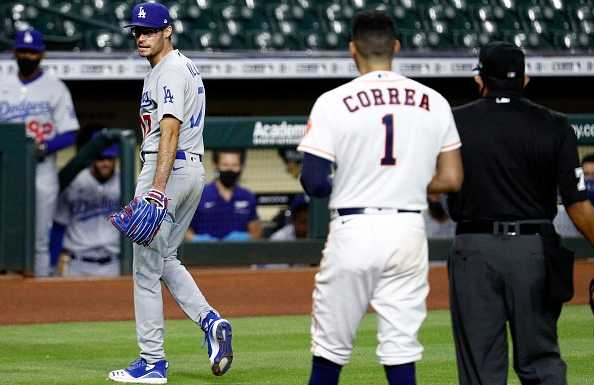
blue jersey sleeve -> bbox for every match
[300,153,332,198]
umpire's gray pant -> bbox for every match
[448,233,566,385]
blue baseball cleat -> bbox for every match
[108,357,169,384]
[202,313,233,376]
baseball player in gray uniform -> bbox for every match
[298,10,463,385]
[51,139,121,276]
[108,3,232,383]
[0,28,80,277]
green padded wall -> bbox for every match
[0,123,36,274]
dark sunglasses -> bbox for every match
[131,27,163,38]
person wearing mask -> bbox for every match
[185,149,263,241]
[0,28,80,277]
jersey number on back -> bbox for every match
[381,114,396,166]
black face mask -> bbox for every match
[217,170,241,188]
[17,58,40,76]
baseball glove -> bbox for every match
[109,189,169,247]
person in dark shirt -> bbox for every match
[185,149,263,241]
[447,41,594,385]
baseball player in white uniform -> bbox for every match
[0,28,80,277]
[297,10,463,385]
[51,140,121,276]
[108,3,232,383]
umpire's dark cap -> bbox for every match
[124,2,171,29]
[473,41,525,80]
[13,28,45,52]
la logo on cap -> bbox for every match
[137,6,146,18]
[24,31,33,44]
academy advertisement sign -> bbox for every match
[570,115,594,145]
[203,117,307,149]
[252,120,306,146]
[202,115,594,148]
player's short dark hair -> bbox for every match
[582,154,594,165]
[351,9,397,61]
[213,149,246,165]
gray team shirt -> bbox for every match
[139,49,205,155]
[54,168,121,256]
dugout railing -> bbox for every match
[3,115,594,275]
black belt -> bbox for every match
[456,221,543,236]
[141,150,202,162]
[70,254,117,265]
[336,208,421,216]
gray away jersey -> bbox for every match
[139,50,205,155]
[54,168,121,256]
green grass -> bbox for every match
[0,305,591,384]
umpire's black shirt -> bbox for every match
[447,89,588,222]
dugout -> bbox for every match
[3,115,594,275]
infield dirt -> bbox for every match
[1,260,592,325]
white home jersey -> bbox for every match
[138,50,205,155]
[298,71,461,211]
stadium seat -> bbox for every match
[171,19,198,50]
[503,30,555,50]
[470,4,523,40]
[420,3,474,44]
[193,29,244,52]
[392,5,424,32]
[400,30,454,51]
[217,3,270,38]
[568,5,594,35]
[394,0,420,12]
[268,2,320,31]
[298,29,328,50]
[552,30,593,51]
[492,0,542,13]
[518,4,573,37]
[247,29,294,51]
[452,30,492,51]
[84,29,131,52]
[165,1,201,21]
[110,1,135,27]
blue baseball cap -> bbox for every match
[92,131,119,158]
[124,2,171,29]
[13,28,45,52]
[100,143,119,158]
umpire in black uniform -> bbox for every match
[447,41,594,385]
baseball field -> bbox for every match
[1,261,593,384]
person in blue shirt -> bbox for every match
[185,149,263,241]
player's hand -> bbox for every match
[36,142,48,161]
[192,233,217,242]
[57,252,70,276]
[223,231,251,241]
